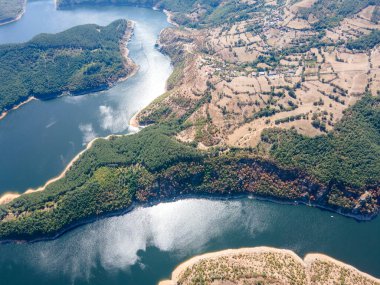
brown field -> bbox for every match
[136,1,380,149]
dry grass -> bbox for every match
[159,247,380,285]
[137,1,379,149]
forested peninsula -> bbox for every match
[0,19,135,116]
[0,95,379,241]
[0,0,379,242]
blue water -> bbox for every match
[0,198,379,285]
[0,2,379,285]
[0,0,172,193]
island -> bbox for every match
[0,19,136,119]
[0,0,379,242]
[159,247,380,285]
[0,0,26,25]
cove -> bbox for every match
[0,0,172,194]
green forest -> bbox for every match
[0,96,378,240]
[261,95,380,189]
[0,0,379,241]
[0,19,130,114]
[347,30,380,50]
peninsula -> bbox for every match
[0,0,379,242]
[159,247,380,285]
[0,19,136,119]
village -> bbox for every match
[138,0,380,148]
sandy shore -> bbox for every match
[304,253,380,284]
[0,193,21,205]
[0,96,36,122]
[164,247,303,284]
[160,246,380,285]
[118,20,139,83]
[0,22,140,206]
[0,133,128,205]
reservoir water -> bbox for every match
[0,2,379,285]
[0,0,172,194]
[0,198,379,285]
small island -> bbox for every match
[0,19,136,119]
[160,247,380,285]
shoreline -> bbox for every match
[0,0,26,27]
[129,111,141,128]
[0,96,36,122]
[118,20,139,83]
[164,247,304,285]
[0,132,133,205]
[304,253,380,284]
[0,21,138,205]
[163,9,179,27]
[0,192,376,244]
[159,247,380,284]
[127,7,176,129]
[0,19,137,124]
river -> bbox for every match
[0,1,379,285]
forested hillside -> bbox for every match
[0,19,133,114]
[0,0,379,241]
[347,30,380,50]
[261,96,380,189]
[0,96,378,241]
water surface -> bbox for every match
[0,198,379,285]
[0,3,379,285]
[0,0,171,193]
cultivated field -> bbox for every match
[137,0,380,148]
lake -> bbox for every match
[0,1,379,285]
[0,198,379,285]
[0,0,171,194]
